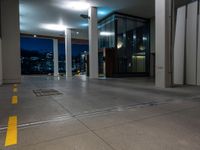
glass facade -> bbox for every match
[98,13,150,76]
[20,36,89,75]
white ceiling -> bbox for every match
[20,0,155,39]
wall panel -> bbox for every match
[186,1,198,85]
[173,6,186,85]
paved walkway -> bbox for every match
[0,76,200,150]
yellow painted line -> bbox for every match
[13,84,17,88]
[13,88,17,93]
[5,116,18,147]
[12,96,18,105]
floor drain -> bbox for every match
[33,89,62,97]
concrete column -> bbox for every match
[150,18,155,77]
[198,5,200,86]
[155,0,172,88]
[65,29,72,77]
[53,39,59,76]
[1,0,21,84]
[0,38,2,85]
[186,2,198,85]
[88,7,98,78]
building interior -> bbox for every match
[0,0,200,149]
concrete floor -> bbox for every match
[0,76,200,150]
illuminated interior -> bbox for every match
[98,13,150,76]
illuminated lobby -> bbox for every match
[0,0,200,149]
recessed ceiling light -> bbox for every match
[81,23,88,27]
[67,1,90,11]
[100,32,114,36]
[41,24,67,31]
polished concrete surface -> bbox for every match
[0,76,200,149]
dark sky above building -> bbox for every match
[20,37,89,57]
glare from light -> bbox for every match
[143,37,148,41]
[41,24,67,31]
[132,56,145,59]
[117,41,123,49]
[133,35,137,39]
[100,32,114,36]
[98,10,107,16]
[139,45,146,51]
[76,32,79,35]
[33,35,37,38]
[81,23,88,27]
[81,54,85,58]
[67,1,90,11]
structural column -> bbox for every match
[155,0,172,88]
[88,7,98,78]
[65,29,72,77]
[197,2,200,86]
[1,0,21,84]
[53,39,59,76]
[0,38,2,85]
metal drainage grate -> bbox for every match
[33,89,62,97]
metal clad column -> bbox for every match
[65,29,72,77]
[197,2,200,85]
[88,7,99,78]
[53,39,59,76]
[155,0,172,88]
[0,38,2,85]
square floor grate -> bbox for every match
[33,89,62,97]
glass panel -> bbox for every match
[99,16,115,49]
[98,13,150,76]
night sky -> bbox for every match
[20,37,89,57]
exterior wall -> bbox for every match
[1,0,21,83]
[173,1,200,86]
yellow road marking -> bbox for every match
[13,88,17,93]
[5,116,18,147]
[12,96,18,105]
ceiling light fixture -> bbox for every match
[100,32,114,36]
[41,24,67,31]
[80,14,90,19]
[67,1,90,11]
[80,23,88,27]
